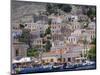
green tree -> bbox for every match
[47,36,51,39]
[19,24,25,29]
[61,5,72,13]
[45,27,51,35]
[46,4,55,15]
[87,7,96,19]
[44,40,52,52]
[40,33,45,38]
[46,4,72,15]
[27,48,39,57]
[57,4,63,9]
[18,29,32,49]
[48,19,52,25]
[91,37,96,44]
[87,38,96,61]
[88,46,96,61]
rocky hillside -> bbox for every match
[11,0,46,20]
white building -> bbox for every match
[67,35,79,44]
[42,44,84,63]
[20,15,34,23]
[51,24,62,34]
[88,22,96,29]
[71,21,81,30]
[51,41,68,51]
[24,20,49,35]
[81,29,95,42]
[32,38,43,46]
[71,29,82,36]
[12,42,29,59]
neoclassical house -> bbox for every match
[12,41,29,59]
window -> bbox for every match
[15,49,19,56]
[57,58,61,62]
[69,38,70,42]
[91,35,93,39]
[74,38,75,41]
[42,60,45,63]
[59,26,60,28]
[63,58,66,62]
[71,38,72,42]
[50,59,54,62]
[68,58,71,62]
